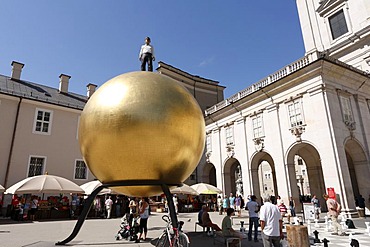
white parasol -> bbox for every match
[5,174,85,194]
[190,182,222,195]
[170,184,199,195]
[80,180,117,195]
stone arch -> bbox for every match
[201,162,217,187]
[223,157,241,196]
[344,138,369,206]
[286,142,326,210]
[250,151,278,201]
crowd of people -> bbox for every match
[196,192,352,247]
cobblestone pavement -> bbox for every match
[0,212,369,247]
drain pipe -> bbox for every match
[4,97,22,188]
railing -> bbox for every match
[204,52,319,116]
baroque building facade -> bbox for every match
[203,0,370,214]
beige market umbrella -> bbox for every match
[171,184,199,195]
[5,174,85,194]
[80,180,116,195]
[191,182,222,195]
[0,184,5,193]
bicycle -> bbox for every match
[155,215,190,247]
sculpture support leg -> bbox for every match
[56,185,105,245]
[56,180,180,245]
[161,184,178,229]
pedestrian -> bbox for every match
[223,195,229,213]
[29,195,38,221]
[217,195,223,215]
[235,195,242,217]
[105,196,113,219]
[115,196,122,218]
[136,197,150,242]
[202,206,222,233]
[221,208,244,245]
[311,195,321,219]
[93,196,102,218]
[246,195,260,242]
[229,193,236,210]
[323,194,347,236]
[139,36,155,72]
[259,194,284,247]
[288,196,296,217]
[173,194,179,214]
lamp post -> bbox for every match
[297,175,305,222]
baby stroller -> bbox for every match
[115,215,140,241]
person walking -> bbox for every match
[93,196,102,218]
[173,194,179,214]
[229,193,236,210]
[217,195,223,215]
[246,195,260,242]
[223,195,229,213]
[115,196,122,218]
[235,195,242,217]
[30,196,38,221]
[311,195,321,219]
[136,197,150,242]
[323,194,347,236]
[139,36,155,72]
[105,196,113,219]
[288,196,296,218]
[259,194,284,247]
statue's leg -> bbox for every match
[161,184,178,229]
[55,185,105,245]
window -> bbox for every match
[252,115,264,138]
[329,10,348,40]
[33,108,53,134]
[340,96,353,122]
[302,169,306,176]
[288,101,304,127]
[297,158,303,166]
[206,134,211,152]
[225,126,234,145]
[75,160,87,180]
[28,156,45,177]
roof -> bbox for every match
[157,61,225,88]
[0,74,87,110]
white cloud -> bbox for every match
[199,56,215,67]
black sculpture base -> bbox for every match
[56,179,180,245]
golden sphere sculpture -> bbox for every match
[78,71,205,196]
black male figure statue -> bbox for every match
[139,37,155,71]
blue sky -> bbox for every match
[0,1,304,99]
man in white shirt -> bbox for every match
[246,195,259,242]
[139,37,155,72]
[105,196,113,219]
[259,194,283,247]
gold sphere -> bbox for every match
[78,71,205,196]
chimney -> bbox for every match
[87,83,97,98]
[11,61,24,80]
[59,74,71,93]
